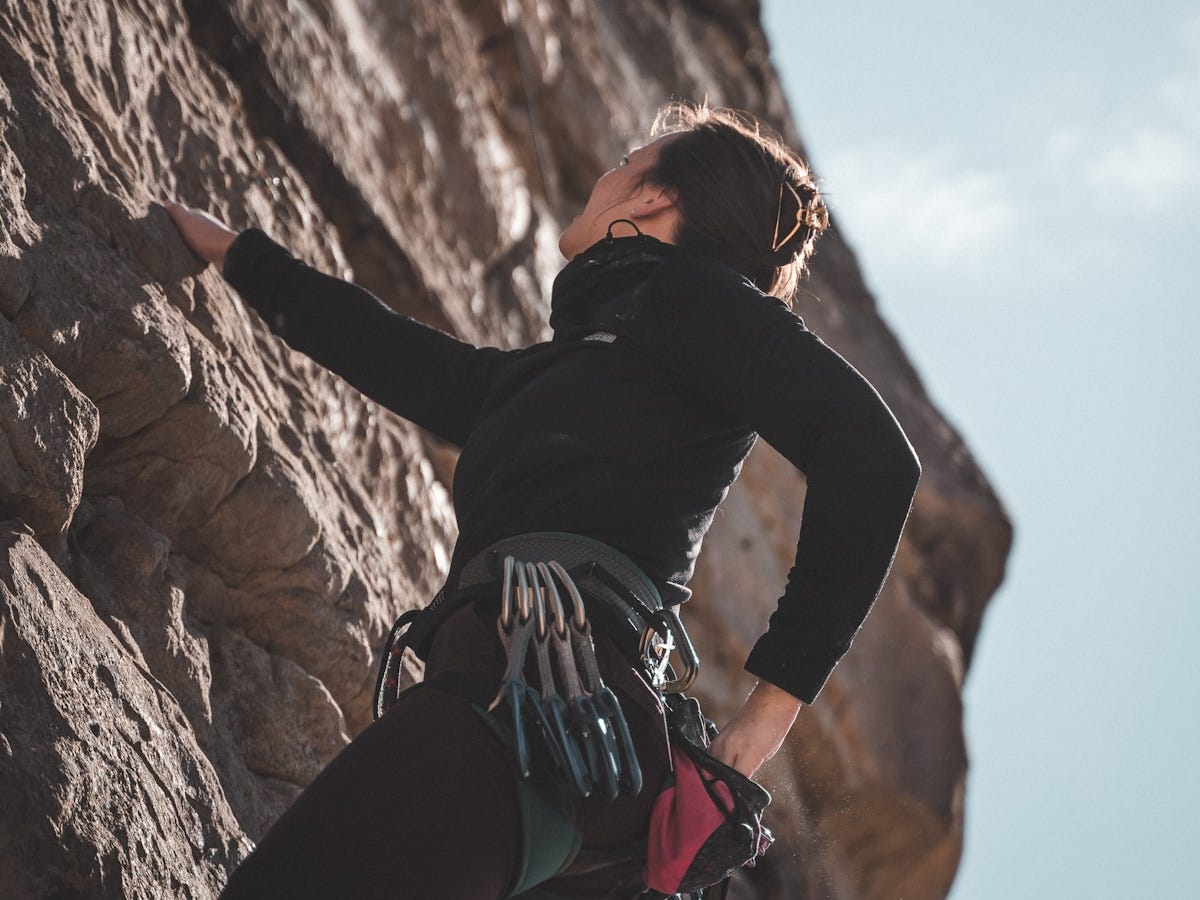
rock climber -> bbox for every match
[164,100,920,899]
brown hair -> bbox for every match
[640,101,829,302]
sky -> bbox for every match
[761,2,1200,897]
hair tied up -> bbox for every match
[645,101,829,302]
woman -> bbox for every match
[165,102,920,899]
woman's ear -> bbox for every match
[630,187,677,221]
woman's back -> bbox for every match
[448,235,756,606]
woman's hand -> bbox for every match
[162,200,239,274]
[709,680,804,779]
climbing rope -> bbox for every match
[501,0,555,208]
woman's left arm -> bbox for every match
[641,256,921,776]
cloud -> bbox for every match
[817,147,1017,272]
[1084,128,1200,211]
[1161,69,1200,136]
[1057,10,1200,215]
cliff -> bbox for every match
[0,1,1011,897]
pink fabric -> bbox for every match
[644,743,736,893]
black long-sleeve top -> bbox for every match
[221,227,920,704]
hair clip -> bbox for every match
[770,181,805,253]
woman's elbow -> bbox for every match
[901,439,922,494]
[876,423,921,507]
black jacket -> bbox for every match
[222,228,920,703]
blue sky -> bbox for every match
[761,2,1200,897]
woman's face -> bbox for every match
[558,134,679,259]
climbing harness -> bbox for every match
[372,579,495,720]
[470,697,583,897]
[456,532,699,699]
[373,531,764,899]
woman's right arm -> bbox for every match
[163,202,505,446]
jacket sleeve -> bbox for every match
[639,255,921,704]
[221,228,508,446]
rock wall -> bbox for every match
[0,1,1011,897]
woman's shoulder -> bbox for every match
[639,250,801,333]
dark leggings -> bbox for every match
[220,598,671,899]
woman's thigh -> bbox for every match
[220,683,521,900]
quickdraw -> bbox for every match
[488,555,643,801]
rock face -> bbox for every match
[0,1,1010,898]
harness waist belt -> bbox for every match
[458,532,697,694]
[373,531,698,720]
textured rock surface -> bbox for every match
[0,1,1010,898]
[0,523,251,898]
[0,315,99,535]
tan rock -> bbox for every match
[0,523,251,898]
[0,315,99,537]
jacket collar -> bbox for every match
[548,233,678,341]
